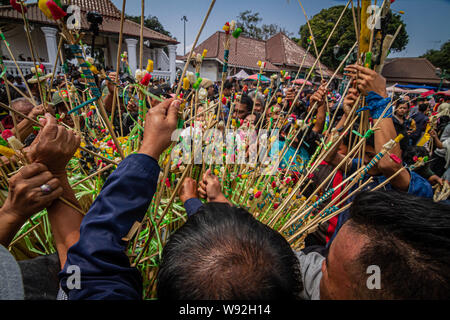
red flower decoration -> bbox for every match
[10,0,27,13]
[46,0,67,21]
[1,129,13,140]
[140,73,152,86]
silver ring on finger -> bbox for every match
[40,184,52,195]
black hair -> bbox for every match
[157,203,303,300]
[402,145,429,166]
[395,99,409,108]
[224,81,233,90]
[240,94,254,113]
[348,191,450,299]
[419,103,429,113]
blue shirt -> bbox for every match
[59,154,160,300]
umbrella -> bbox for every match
[293,78,313,86]
[387,85,409,93]
[245,74,270,82]
[232,69,250,80]
[421,90,435,97]
[409,88,430,94]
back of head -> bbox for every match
[348,191,450,299]
[224,81,233,91]
[157,203,302,300]
[419,103,429,113]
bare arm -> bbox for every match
[28,114,83,268]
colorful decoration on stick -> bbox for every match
[10,0,27,13]
[39,0,66,21]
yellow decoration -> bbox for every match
[38,0,53,19]
[0,146,15,158]
[182,77,190,90]
[146,60,154,73]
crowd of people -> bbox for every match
[0,57,449,301]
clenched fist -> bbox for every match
[28,114,81,176]
[139,98,181,160]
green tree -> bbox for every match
[298,5,409,70]
[126,14,173,38]
[421,40,450,71]
[236,10,292,40]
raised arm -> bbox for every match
[345,64,410,191]
[59,98,180,300]
[310,81,327,134]
[28,114,82,268]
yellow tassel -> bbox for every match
[182,77,190,90]
[146,60,154,73]
[0,146,16,158]
[89,65,99,74]
[359,0,372,54]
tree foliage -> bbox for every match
[298,5,409,70]
[126,14,173,38]
[421,40,450,71]
[236,10,292,40]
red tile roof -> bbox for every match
[0,0,177,44]
[382,58,449,86]
[184,31,334,76]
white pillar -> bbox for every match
[41,27,58,68]
[125,38,138,73]
[168,44,177,85]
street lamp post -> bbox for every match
[181,16,188,56]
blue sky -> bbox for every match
[111,0,450,58]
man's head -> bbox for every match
[233,95,253,120]
[249,91,265,113]
[419,103,429,114]
[320,191,450,300]
[157,203,302,300]
[223,81,233,97]
[11,98,33,121]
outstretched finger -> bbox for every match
[167,100,181,128]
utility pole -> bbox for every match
[181,16,188,56]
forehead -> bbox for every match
[328,223,369,283]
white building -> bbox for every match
[0,0,178,84]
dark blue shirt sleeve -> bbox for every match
[59,154,160,300]
[184,198,204,217]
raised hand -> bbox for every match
[198,169,230,205]
[179,178,199,204]
[139,98,181,160]
[344,64,387,98]
[343,87,360,115]
[310,81,328,107]
[28,113,81,176]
